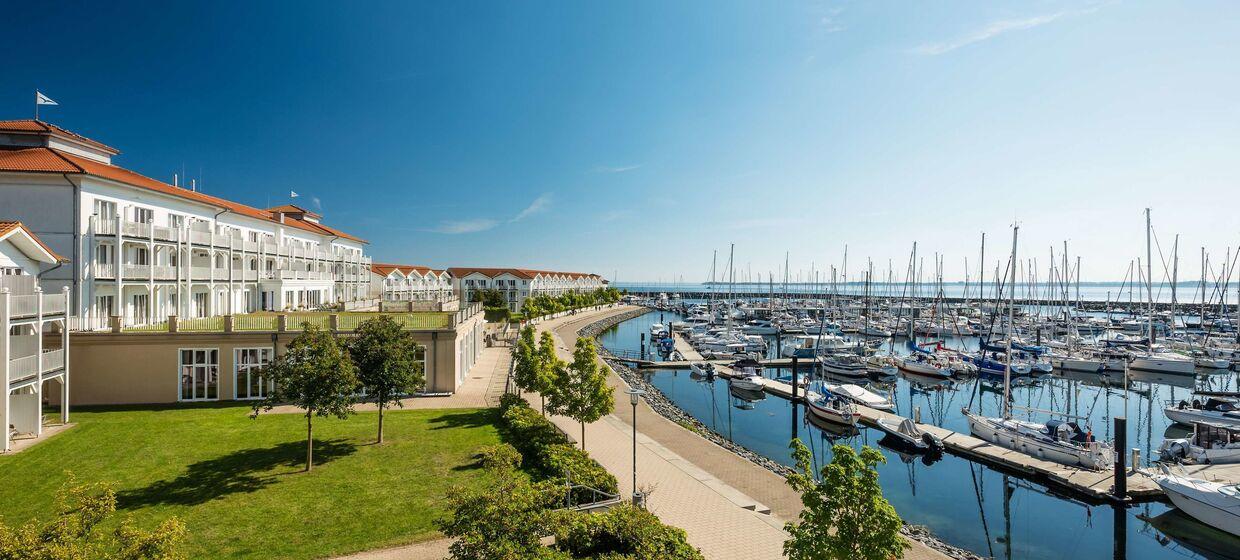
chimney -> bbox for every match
[191,179,197,192]
[173,173,179,187]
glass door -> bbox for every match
[179,349,219,401]
[234,348,273,400]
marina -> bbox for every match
[598,307,1240,559]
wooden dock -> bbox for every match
[681,358,1240,503]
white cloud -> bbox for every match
[430,219,499,234]
[510,193,552,223]
[911,12,1065,55]
[593,164,642,174]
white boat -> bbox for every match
[876,417,943,452]
[1130,352,1197,376]
[1165,396,1240,428]
[780,334,852,358]
[962,409,1114,470]
[821,354,870,379]
[731,374,765,392]
[825,382,894,412]
[865,355,899,378]
[1153,466,1240,537]
[1194,355,1232,369]
[689,362,716,377]
[805,389,856,425]
[1047,353,1105,374]
[897,354,953,379]
[1159,422,1240,465]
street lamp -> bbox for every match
[627,387,647,507]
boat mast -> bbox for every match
[1145,208,1154,353]
[1004,225,1019,420]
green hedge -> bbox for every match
[498,394,619,504]
[555,504,701,560]
[484,306,511,322]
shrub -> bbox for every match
[501,399,567,457]
[477,443,522,471]
[541,444,619,503]
[555,504,703,560]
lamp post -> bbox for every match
[627,387,646,507]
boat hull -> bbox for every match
[964,412,1112,470]
[1155,475,1240,537]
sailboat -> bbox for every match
[1129,209,1197,376]
[961,225,1116,471]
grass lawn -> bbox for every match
[0,403,501,559]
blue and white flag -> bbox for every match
[36,91,58,106]
[289,191,299,198]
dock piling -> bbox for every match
[1113,416,1127,500]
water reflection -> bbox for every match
[598,309,1239,560]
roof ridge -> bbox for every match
[44,147,86,173]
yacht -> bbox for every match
[1152,466,1240,537]
[824,382,894,412]
[805,388,857,425]
[1165,396,1240,428]
[963,411,1114,470]
[1159,422,1240,465]
[1130,351,1197,376]
[821,353,870,379]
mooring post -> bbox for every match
[1113,416,1127,501]
[791,356,799,441]
[640,332,646,359]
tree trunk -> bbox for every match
[306,410,314,472]
[377,399,385,444]
[581,422,586,450]
[540,394,546,417]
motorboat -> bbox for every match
[875,417,943,452]
[821,353,870,379]
[780,334,852,358]
[689,361,716,378]
[962,409,1114,470]
[728,358,766,392]
[825,382,894,412]
[805,389,856,425]
[1159,422,1240,465]
[1153,465,1240,537]
[1165,396,1240,428]
[1047,352,1105,374]
[1130,352,1198,376]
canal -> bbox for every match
[597,310,1240,560]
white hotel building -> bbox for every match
[447,268,607,312]
[370,263,454,302]
[0,120,371,328]
[1,221,70,453]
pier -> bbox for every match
[617,332,1240,504]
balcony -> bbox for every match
[4,292,67,319]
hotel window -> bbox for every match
[94,295,114,318]
[0,267,22,276]
[133,207,154,224]
[132,294,149,323]
[95,243,114,265]
[193,292,208,317]
[134,247,149,266]
[179,349,219,401]
[94,199,117,221]
[235,348,274,400]
[168,214,184,229]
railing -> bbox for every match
[124,321,169,333]
[191,266,212,280]
[189,229,212,244]
[0,275,37,294]
[391,313,452,330]
[94,263,116,278]
[41,349,64,373]
[42,293,66,315]
[152,225,179,242]
[9,354,37,381]
[95,219,118,235]
[122,264,149,279]
[9,295,38,317]
[179,316,223,331]
[154,265,177,280]
[285,313,331,331]
[234,314,278,331]
[121,221,151,238]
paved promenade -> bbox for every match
[535,305,952,560]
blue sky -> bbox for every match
[4,1,1239,283]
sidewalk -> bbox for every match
[535,306,952,560]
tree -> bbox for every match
[533,331,562,416]
[472,288,507,308]
[783,440,908,560]
[253,324,359,471]
[511,326,538,394]
[349,314,425,444]
[437,447,569,560]
[547,337,614,450]
[0,477,186,560]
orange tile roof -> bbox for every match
[0,220,69,262]
[446,267,602,280]
[0,146,366,243]
[0,119,119,154]
[372,263,445,277]
[0,147,80,172]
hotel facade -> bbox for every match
[1,222,70,452]
[0,120,372,329]
[447,268,607,312]
[370,263,454,302]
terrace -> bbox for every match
[109,303,483,334]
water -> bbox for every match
[598,310,1240,560]
[613,281,1240,306]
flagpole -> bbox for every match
[34,90,39,120]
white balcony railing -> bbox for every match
[42,293,66,315]
[121,221,151,238]
[95,219,118,235]
[152,225,180,242]
[94,263,116,279]
[189,229,211,244]
[122,264,148,278]
[41,349,65,373]
[9,354,37,381]
[154,265,178,280]
[9,295,38,317]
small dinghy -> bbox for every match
[876,417,943,452]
